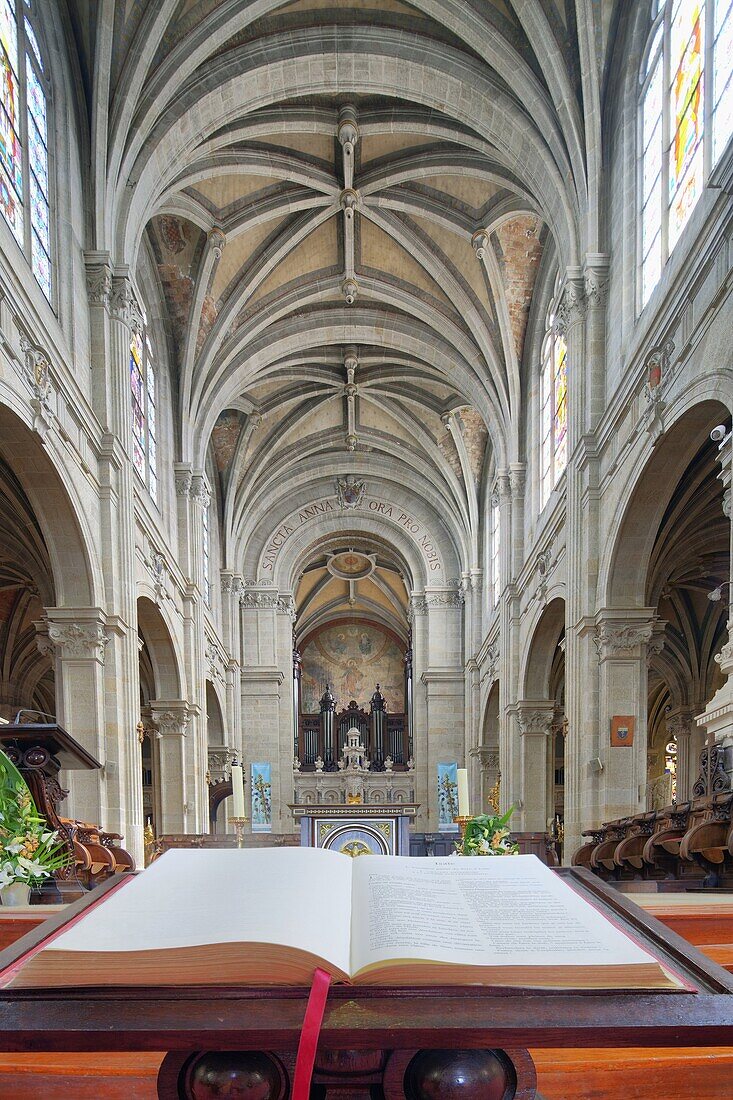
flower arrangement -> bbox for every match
[0,750,69,892]
[456,807,519,856]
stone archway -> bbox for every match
[516,597,566,836]
[137,596,187,834]
[597,400,731,823]
[0,405,106,823]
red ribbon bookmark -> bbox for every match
[292,967,332,1100]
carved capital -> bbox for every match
[38,617,110,663]
[666,710,693,740]
[593,618,656,660]
[583,266,609,309]
[556,277,586,335]
[509,463,526,499]
[109,275,143,331]
[150,703,191,738]
[85,262,112,308]
[174,466,193,498]
[516,705,554,736]
[240,587,280,610]
[190,473,212,510]
[494,471,511,502]
[408,595,428,619]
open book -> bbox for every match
[4,848,684,990]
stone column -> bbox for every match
[150,702,191,833]
[593,610,662,823]
[421,587,465,828]
[560,271,593,861]
[239,586,292,834]
[508,464,526,580]
[83,257,144,861]
[515,702,555,831]
[36,609,109,825]
[583,257,609,432]
[173,471,209,833]
[409,595,430,831]
[220,571,243,759]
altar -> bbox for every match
[293,802,418,856]
[291,726,417,854]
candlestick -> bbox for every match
[457,768,469,817]
[230,817,247,849]
[231,762,245,818]
[453,814,471,843]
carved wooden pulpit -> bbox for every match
[0,723,101,901]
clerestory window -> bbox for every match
[640,0,733,307]
[130,329,158,503]
[0,0,52,299]
[539,276,568,511]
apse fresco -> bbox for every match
[301,623,405,713]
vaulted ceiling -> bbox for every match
[68,0,622,583]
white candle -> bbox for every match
[457,768,469,817]
[231,764,245,818]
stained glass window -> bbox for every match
[0,1,50,298]
[539,276,568,511]
[640,1,733,306]
[130,328,158,503]
[714,0,733,161]
[669,1,704,248]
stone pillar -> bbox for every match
[583,257,609,432]
[220,571,243,759]
[561,270,593,861]
[150,702,191,833]
[83,257,144,861]
[421,587,465,828]
[494,471,516,817]
[239,586,293,834]
[515,702,555,832]
[36,609,109,824]
[508,464,526,580]
[172,471,209,833]
[696,426,733,767]
[593,610,661,823]
[409,595,430,831]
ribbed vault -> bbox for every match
[70,0,621,585]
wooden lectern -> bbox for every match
[0,867,732,1099]
[0,723,101,902]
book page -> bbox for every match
[47,847,354,977]
[350,854,660,975]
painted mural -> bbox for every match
[301,622,405,713]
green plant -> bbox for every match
[0,749,69,889]
[457,806,519,856]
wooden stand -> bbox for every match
[0,869,732,1099]
[0,723,101,902]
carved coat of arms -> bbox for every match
[336,476,365,509]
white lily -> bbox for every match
[0,862,16,887]
[16,855,48,878]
